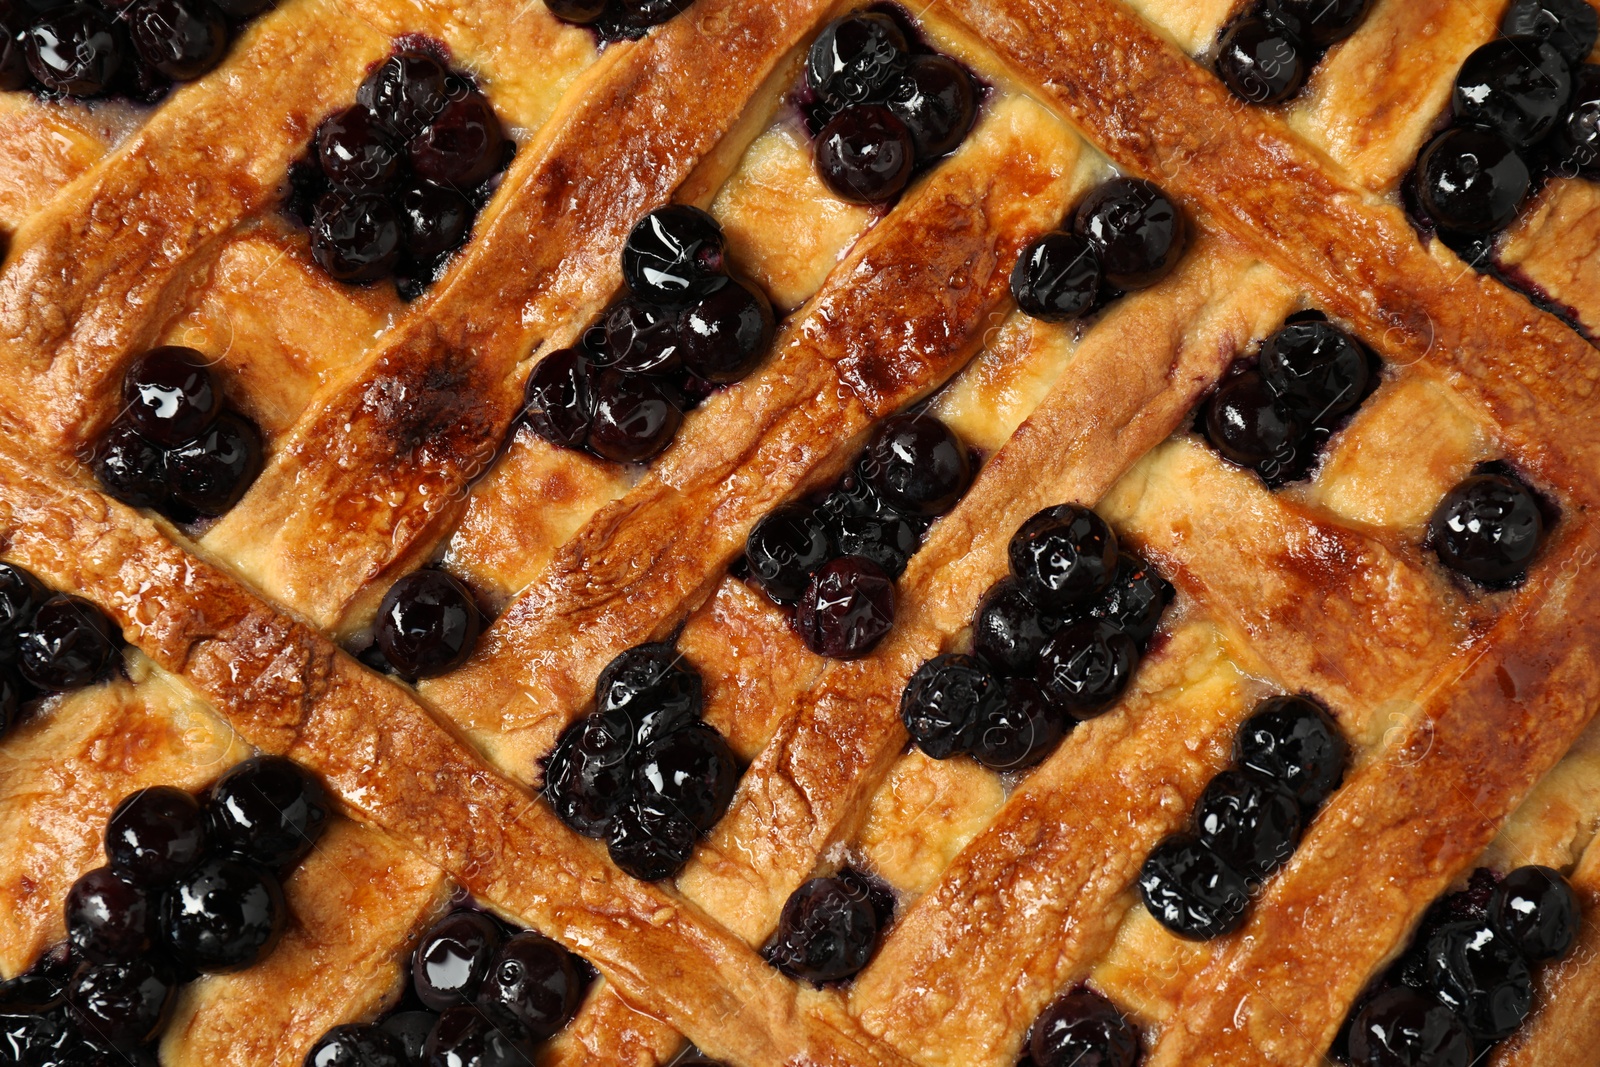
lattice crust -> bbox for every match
[2,0,1600,1065]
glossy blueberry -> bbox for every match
[65,867,154,964]
[971,577,1057,676]
[357,51,449,141]
[1203,369,1305,481]
[621,205,726,308]
[1193,769,1303,881]
[397,180,473,261]
[127,0,227,82]
[66,958,176,1049]
[899,653,998,760]
[544,0,607,24]
[1264,0,1373,46]
[0,666,18,739]
[795,555,895,660]
[1402,919,1531,1042]
[0,561,43,646]
[592,0,692,40]
[408,89,504,188]
[375,568,482,680]
[206,755,331,869]
[305,1023,409,1067]
[1548,63,1600,179]
[379,1012,436,1067]
[121,345,221,447]
[833,510,920,579]
[24,5,122,97]
[745,504,834,607]
[311,192,403,282]
[477,931,583,1041]
[1346,987,1473,1067]
[414,910,503,1011]
[1090,554,1174,647]
[885,54,977,161]
[601,298,684,374]
[606,790,698,881]
[815,104,915,205]
[1491,865,1579,962]
[805,12,908,106]
[970,678,1064,771]
[17,593,118,692]
[0,5,29,91]
[1138,833,1250,940]
[1035,620,1138,717]
[424,1003,535,1067]
[1259,319,1370,422]
[162,856,286,972]
[1501,0,1599,65]
[1073,178,1187,290]
[1028,988,1141,1067]
[632,720,739,835]
[679,276,774,383]
[862,413,971,517]
[1414,127,1529,236]
[91,421,168,511]
[522,347,594,450]
[818,463,889,526]
[594,641,702,746]
[543,712,633,839]
[106,785,208,887]
[586,369,683,463]
[766,874,881,984]
[167,410,264,517]
[1234,695,1347,810]
[316,105,402,193]
[1429,472,1545,586]
[1453,37,1572,148]
[1215,16,1308,106]
[1011,232,1101,322]
[1007,504,1118,612]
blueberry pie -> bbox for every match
[1,0,1599,1065]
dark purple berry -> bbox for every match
[1346,987,1473,1067]
[862,412,971,517]
[66,867,154,964]
[397,180,473,261]
[606,790,698,881]
[0,666,18,739]
[209,0,273,18]
[632,720,739,835]
[970,678,1064,770]
[1090,554,1174,647]
[805,12,908,106]
[408,89,504,188]
[1414,127,1530,236]
[1453,37,1572,148]
[815,104,915,205]
[899,653,998,760]
[544,0,607,24]
[423,1003,536,1067]
[1401,919,1531,1042]
[305,1023,408,1067]
[1007,504,1119,612]
[794,555,895,660]
[1491,865,1579,962]
[121,345,221,446]
[161,856,286,972]
[1502,0,1598,65]
[126,0,227,82]
[765,875,882,984]
[24,6,122,97]
[379,1012,435,1066]
[374,568,482,681]
[1035,620,1138,717]
[16,593,118,692]
[745,504,833,606]
[592,0,691,40]
[1073,178,1187,290]
[1011,232,1102,322]
[0,562,44,645]
[833,510,920,579]
[1549,63,1600,178]
[601,298,684,374]
[679,276,774,383]
[593,641,702,746]
[0,6,28,91]
[106,785,208,886]
[166,410,264,517]
[66,958,175,1049]
[586,369,683,463]
[1138,833,1250,940]
[543,712,633,839]
[1429,472,1545,586]
[1029,987,1141,1067]
[972,577,1057,676]
[1264,0,1373,46]
[205,755,331,869]
[1233,695,1347,810]
[311,192,403,282]
[1215,16,1308,105]
[414,910,502,1010]
[91,421,169,510]
[522,347,594,450]
[476,931,583,1041]
[885,54,977,161]
[621,205,726,308]
[316,105,402,193]
[1193,769,1302,881]
[1258,319,1370,421]
[357,51,449,141]
[1203,368,1305,480]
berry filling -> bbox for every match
[1213,0,1375,106]
[1021,986,1142,1067]
[0,561,121,730]
[764,868,895,985]
[1428,467,1548,589]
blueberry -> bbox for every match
[162,856,286,972]
[631,720,739,835]
[311,191,403,282]
[16,593,119,692]
[1491,865,1579,962]
[744,504,834,606]
[1073,178,1187,290]
[91,421,169,510]
[601,298,684,374]
[1035,620,1138,717]
[818,461,891,525]
[205,755,331,869]
[815,104,915,205]
[1028,987,1141,1067]
[0,667,19,739]
[106,785,208,887]
[476,931,583,1041]
[805,13,908,106]
[1453,37,1572,149]
[316,104,402,193]
[544,0,607,24]
[586,369,683,463]
[833,510,921,578]
[305,1023,408,1067]
[1089,554,1174,647]
[65,958,176,1049]
[121,345,221,446]
[0,561,44,646]
[1011,232,1102,322]
[1501,0,1599,65]
[374,568,482,681]
[885,54,977,162]
[357,51,450,141]
[1264,0,1373,46]
[423,1003,536,1067]
[765,875,882,984]
[166,410,264,517]
[379,1012,436,1066]
[1215,16,1309,105]
[621,205,726,308]
[1346,986,1474,1067]
[66,867,155,964]
[679,276,774,383]
[1193,769,1303,881]
[1138,833,1251,940]
[543,712,633,839]
[592,0,691,40]
[397,179,473,262]
[1429,472,1545,587]
[0,6,28,91]
[899,653,998,760]
[1414,127,1530,236]
[126,0,227,82]
[522,347,594,450]
[970,677,1064,770]
[794,555,896,660]
[1401,919,1532,1042]
[1203,369,1305,481]
[1258,319,1370,422]
[1234,695,1347,810]
[606,790,698,881]
[1548,62,1600,178]
[407,89,504,188]
[1007,504,1118,612]
[414,911,503,1011]
[971,577,1058,676]
[860,413,971,518]
[24,5,122,97]
[593,641,702,746]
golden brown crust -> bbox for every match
[1497,178,1600,339]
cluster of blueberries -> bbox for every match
[304,903,589,1067]
[1410,0,1600,263]
[0,562,120,738]
[1338,865,1581,1067]
[91,345,264,524]
[523,206,775,464]
[1019,987,1141,1067]
[287,49,511,299]
[542,0,690,43]
[1199,314,1376,487]
[1138,695,1347,940]
[1427,467,1549,589]
[797,11,979,205]
[0,0,271,102]
[1213,0,1375,105]
[742,411,973,660]
[543,642,741,882]
[358,567,484,683]
[1009,178,1188,323]
[762,868,895,986]
[900,505,1173,771]
[0,758,330,1062]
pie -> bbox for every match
[0,0,1598,1064]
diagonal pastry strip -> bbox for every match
[0,445,912,1067]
